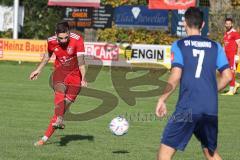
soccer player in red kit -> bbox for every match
[222,18,240,95]
[29,21,87,146]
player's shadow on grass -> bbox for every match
[112,150,129,154]
[57,134,94,146]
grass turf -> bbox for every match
[0,61,239,160]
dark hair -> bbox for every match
[225,17,233,22]
[184,7,203,29]
[55,21,70,34]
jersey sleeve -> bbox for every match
[171,41,184,69]
[234,31,240,41]
[47,39,56,54]
[76,37,85,56]
[216,43,229,73]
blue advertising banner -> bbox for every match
[114,5,168,29]
[171,7,209,37]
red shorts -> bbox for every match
[225,52,236,70]
[52,69,82,102]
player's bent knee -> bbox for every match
[65,98,72,106]
[158,155,172,160]
[157,144,175,160]
[54,83,66,93]
[203,148,222,160]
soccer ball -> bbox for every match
[109,116,129,136]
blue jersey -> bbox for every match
[171,35,229,115]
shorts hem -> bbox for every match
[65,96,76,102]
[161,141,185,151]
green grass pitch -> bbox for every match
[0,62,239,160]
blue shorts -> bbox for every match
[161,112,218,153]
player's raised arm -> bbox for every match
[29,52,52,80]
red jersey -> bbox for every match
[47,32,85,71]
[164,0,194,5]
[223,28,240,55]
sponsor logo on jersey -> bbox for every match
[67,47,74,55]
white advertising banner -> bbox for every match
[84,42,120,66]
[0,5,24,32]
[0,38,171,68]
[124,44,171,68]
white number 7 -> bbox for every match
[193,49,205,78]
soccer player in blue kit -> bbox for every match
[155,7,232,160]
